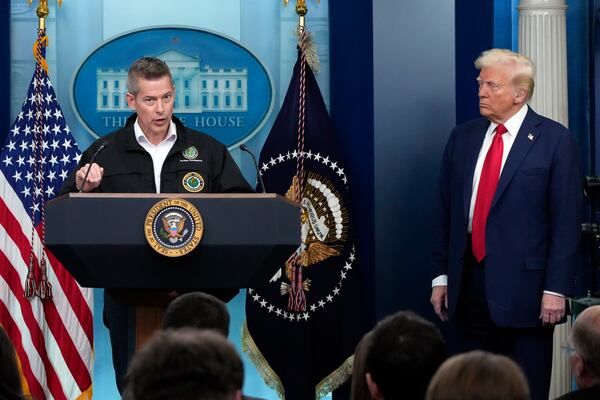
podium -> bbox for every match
[46,193,300,348]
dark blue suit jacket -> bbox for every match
[431,108,582,328]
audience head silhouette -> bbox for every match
[568,305,600,392]
[364,310,445,400]
[124,329,243,400]
[163,291,230,336]
[0,327,26,400]
[426,350,529,400]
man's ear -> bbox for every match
[572,354,584,377]
[126,92,136,110]
[233,389,243,400]
[513,87,528,104]
[571,353,590,389]
[366,372,383,400]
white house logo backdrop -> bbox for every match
[72,27,274,148]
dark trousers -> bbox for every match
[103,291,133,394]
[455,248,554,400]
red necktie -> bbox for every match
[472,124,507,262]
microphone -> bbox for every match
[239,144,266,193]
[79,141,108,193]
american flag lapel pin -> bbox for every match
[527,133,534,141]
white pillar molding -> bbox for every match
[518,0,569,127]
[518,2,571,397]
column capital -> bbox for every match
[518,0,567,11]
[518,0,569,126]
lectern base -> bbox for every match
[135,306,165,351]
[109,288,239,352]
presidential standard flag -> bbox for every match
[243,32,363,399]
[0,30,94,400]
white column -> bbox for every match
[518,2,571,398]
[518,0,569,127]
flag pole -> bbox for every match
[25,0,64,299]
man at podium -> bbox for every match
[60,57,253,392]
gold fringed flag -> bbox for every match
[243,29,364,399]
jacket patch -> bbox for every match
[182,172,205,193]
[182,146,199,160]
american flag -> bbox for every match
[0,32,94,400]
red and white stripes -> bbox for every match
[0,170,93,400]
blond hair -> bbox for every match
[475,48,535,102]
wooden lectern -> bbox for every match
[46,193,300,349]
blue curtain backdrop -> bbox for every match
[329,0,375,329]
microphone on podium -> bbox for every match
[78,141,108,193]
[240,144,266,193]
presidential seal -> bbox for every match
[144,198,203,257]
[182,172,205,193]
[248,147,355,322]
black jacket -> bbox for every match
[60,114,252,194]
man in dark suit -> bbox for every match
[430,48,582,400]
[557,305,600,400]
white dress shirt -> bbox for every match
[134,119,177,193]
[431,105,563,298]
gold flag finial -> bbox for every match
[296,0,306,28]
[295,0,307,16]
[27,0,63,30]
[283,0,319,6]
[283,0,319,28]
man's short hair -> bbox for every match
[426,350,530,400]
[572,305,600,378]
[124,329,243,400]
[127,57,173,95]
[474,48,535,102]
[163,291,230,336]
[365,310,446,399]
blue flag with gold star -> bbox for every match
[243,40,364,399]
